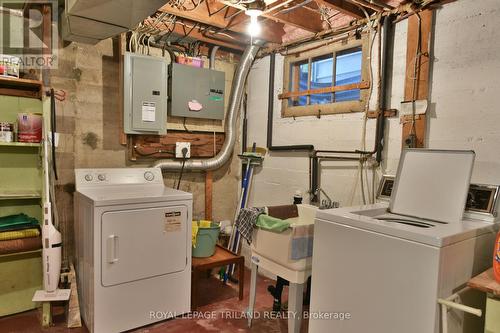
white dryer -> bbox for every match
[74,168,192,333]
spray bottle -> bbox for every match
[494,231,500,283]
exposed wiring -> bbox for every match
[318,4,340,30]
[410,12,422,139]
[183,117,193,133]
[349,8,379,205]
[176,159,186,189]
[176,147,189,189]
[134,145,175,157]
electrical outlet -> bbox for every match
[176,142,191,158]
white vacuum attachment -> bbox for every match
[42,202,62,292]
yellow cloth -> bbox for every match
[199,220,211,228]
[0,228,40,241]
[192,221,199,248]
[192,220,212,248]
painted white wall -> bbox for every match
[245,0,500,210]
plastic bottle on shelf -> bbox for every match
[494,231,500,283]
[293,190,303,205]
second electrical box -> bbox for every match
[124,52,168,135]
[169,63,225,120]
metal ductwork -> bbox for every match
[153,43,261,171]
[61,0,166,44]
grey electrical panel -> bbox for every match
[169,63,225,120]
[124,52,168,135]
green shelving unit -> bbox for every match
[0,77,45,316]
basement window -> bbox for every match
[281,37,369,117]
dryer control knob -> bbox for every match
[84,174,93,182]
[144,171,155,181]
[97,174,106,181]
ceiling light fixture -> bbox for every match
[245,0,265,38]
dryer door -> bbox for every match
[101,205,188,287]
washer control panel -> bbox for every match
[75,168,163,188]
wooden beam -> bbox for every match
[160,1,285,43]
[319,0,366,19]
[130,131,225,160]
[271,6,324,33]
[402,9,433,148]
[278,81,370,99]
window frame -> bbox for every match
[281,36,370,118]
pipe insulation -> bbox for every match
[153,43,261,171]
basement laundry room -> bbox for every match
[1,0,500,332]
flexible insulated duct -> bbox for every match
[153,43,260,171]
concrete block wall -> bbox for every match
[245,0,500,210]
[49,39,241,263]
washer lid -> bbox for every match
[390,149,475,224]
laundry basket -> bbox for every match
[192,221,220,258]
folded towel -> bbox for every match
[0,228,40,241]
[199,220,212,228]
[235,207,265,244]
[0,213,39,231]
[290,224,314,260]
[192,221,199,248]
[267,205,298,220]
[256,214,290,233]
[0,236,42,255]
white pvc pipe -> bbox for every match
[437,298,482,317]
[437,287,482,333]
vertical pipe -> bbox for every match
[266,53,276,149]
[311,156,319,203]
[376,15,393,163]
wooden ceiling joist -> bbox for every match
[267,1,324,33]
[160,1,285,43]
[144,16,246,50]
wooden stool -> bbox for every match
[191,245,244,310]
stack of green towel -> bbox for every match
[0,213,39,231]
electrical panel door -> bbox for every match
[124,52,168,135]
[169,63,225,120]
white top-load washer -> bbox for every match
[74,168,192,333]
[308,150,499,333]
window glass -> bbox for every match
[289,61,309,106]
[310,54,333,105]
[335,48,362,102]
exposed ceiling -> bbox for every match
[135,0,439,52]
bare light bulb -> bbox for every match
[247,12,261,37]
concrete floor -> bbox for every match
[0,269,309,333]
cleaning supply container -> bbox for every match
[494,230,500,283]
[192,221,220,258]
[17,113,42,143]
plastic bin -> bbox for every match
[192,222,220,258]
